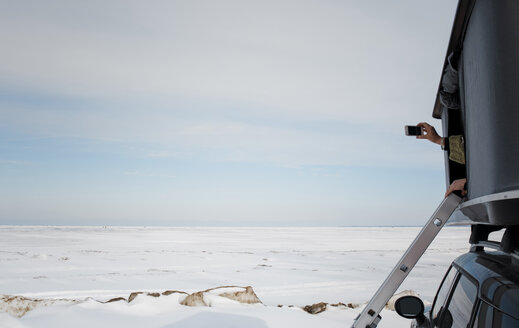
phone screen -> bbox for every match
[405,125,422,136]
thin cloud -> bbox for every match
[147,151,190,159]
[122,171,175,179]
[0,160,34,166]
[0,0,454,123]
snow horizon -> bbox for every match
[0,225,471,327]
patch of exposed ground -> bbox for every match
[0,295,80,318]
[289,289,421,315]
[0,287,420,318]
[180,286,262,306]
[302,302,360,314]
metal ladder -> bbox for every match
[351,194,462,328]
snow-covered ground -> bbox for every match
[0,226,471,327]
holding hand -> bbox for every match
[445,178,467,197]
[416,122,442,145]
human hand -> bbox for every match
[416,122,442,145]
[445,178,467,197]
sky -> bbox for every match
[0,0,459,226]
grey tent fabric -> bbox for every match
[439,52,461,109]
[442,52,459,93]
[439,90,460,109]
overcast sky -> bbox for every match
[0,0,458,226]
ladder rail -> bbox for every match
[351,194,462,328]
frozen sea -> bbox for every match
[0,226,471,327]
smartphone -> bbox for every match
[404,125,423,136]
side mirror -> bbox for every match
[394,295,425,319]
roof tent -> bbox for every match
[434,0,519,225]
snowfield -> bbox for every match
[0,226,471,327]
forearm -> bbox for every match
[433,136,443,145]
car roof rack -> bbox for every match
[470,241,519,262]
[469,225,519,261]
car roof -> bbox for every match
[452,251,519,318]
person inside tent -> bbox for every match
[416,122,467,197]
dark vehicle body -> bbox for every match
[396,0,519,327]
[402,250,519,328]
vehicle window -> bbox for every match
[473,302,519,328]
[432,267,457,325]
[479,277,519,319]
[493,284,519,320]
[443,274,478,328]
